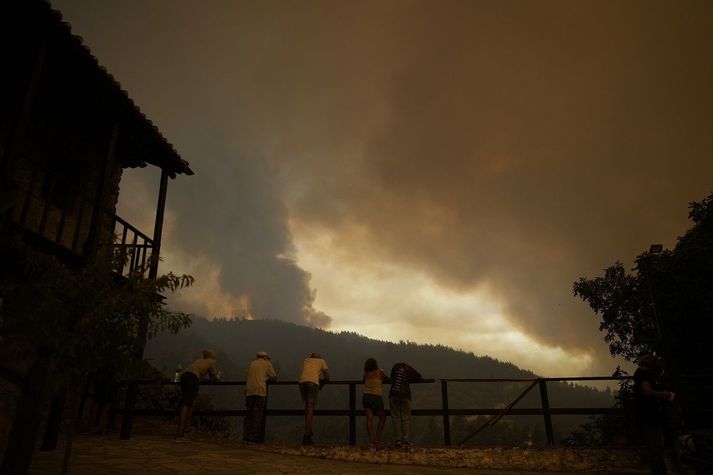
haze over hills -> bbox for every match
[144,317,615,446]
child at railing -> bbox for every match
[362,358,390,449]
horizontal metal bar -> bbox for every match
[115,407,623,418]
[130,374,712,386]
[129,379,438,386]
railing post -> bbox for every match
[1,344,53,475]
[349,382,356,445]
[261,384,269,443]
[40,387,66,451]
[538,379,554,446]
[441,379,451,446]
[120,381,138,440]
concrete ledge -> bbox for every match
[258,445,648,473]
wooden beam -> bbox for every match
[86,122,119,258]
[148,168,168,279]
[120,168,169,440]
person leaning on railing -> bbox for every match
[389,362,423,449]
[175,348,219,443]
[363,358,390,449]
[298,352,330,445]
[634,353,675,475]
[242,351,277,444]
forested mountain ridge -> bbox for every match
[145,317,613,412]
[144,317,614,446]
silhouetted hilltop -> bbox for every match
[145,317,613,446]
[147,317,559,379]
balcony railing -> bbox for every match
[8,154,154,277]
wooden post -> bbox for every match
[538,379,554,446]
[40,388,66,452]
[0,345,53,475]
[261,385,269,443]
[148,168,169,279]
[441,379,451,446]
[120,168,169,440]
[349,382,356,445]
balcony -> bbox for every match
[7,154,153,278]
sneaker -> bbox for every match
[394,440,403,449]
[301,435,314,446]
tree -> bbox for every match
[0,239,194,473]
[573,191,713,428]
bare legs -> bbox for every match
[366,409,386,447]
[176,404,194,439]
[376,410,386,445]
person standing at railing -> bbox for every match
[634,353,675,475]
[175,348,219,443]
[389,362,422,449]
[362,358,390,449]
[243,351,277,444]
[298,352,330,445]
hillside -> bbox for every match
[144,317,615,446]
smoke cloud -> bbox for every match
[54,0,713,373]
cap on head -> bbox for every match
[256,351,270,359]
[202,348,217,359]
[310,352,321,359]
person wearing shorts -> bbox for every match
[298,352,329,445]
[363,358,389,448]
[175,349,218,442]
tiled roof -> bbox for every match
[41,0,193,176]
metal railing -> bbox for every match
[117,376,627,446]
[9,154,154,277]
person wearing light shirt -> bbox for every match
[298,352,329,445]
[243,351,277,444]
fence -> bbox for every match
[117,376,625,446]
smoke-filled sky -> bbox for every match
[54,0,713,376]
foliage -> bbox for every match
[0,238,194,382]
[573,191,713,374]
[573,261,659,361]
[564,373,636,447]
[573,190,713,430]
[134,364,233,438]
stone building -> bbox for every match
[0,0,193,274]
[0,1,193,473]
